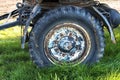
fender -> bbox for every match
[91,6,116,44]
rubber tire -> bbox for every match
[29,6,105,67]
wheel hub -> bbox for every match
[58,37,75,52]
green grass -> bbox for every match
[0,26,120,80]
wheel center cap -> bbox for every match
[58,37,75,52]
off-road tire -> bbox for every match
[29,6,105,67]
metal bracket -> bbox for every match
[21,4,41,49]
[92,6,116,44]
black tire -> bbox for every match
[29,6,105,67]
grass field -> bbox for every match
[0,26,120,80]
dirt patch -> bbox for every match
[101,0,120,11]
[0,0,21,15]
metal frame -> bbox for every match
[0,21,19,30]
